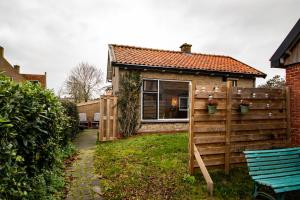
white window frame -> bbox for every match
[141,78,190,123]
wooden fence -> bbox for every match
[189,82,291,194]
[99,95,118,141]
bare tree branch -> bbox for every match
[63,62,103,102]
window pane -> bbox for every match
[232,80,238,87]
[143,93,157,119]
[159,81,189,119]
[143,80,158,92]
[179,97,188,111]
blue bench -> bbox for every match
[244,147,300,200]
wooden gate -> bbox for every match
[99,95,118,141]
[189,81,291,194]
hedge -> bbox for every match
[0,76,72,199]
[60,100,80,144]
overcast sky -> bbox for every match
[0,0,299,93]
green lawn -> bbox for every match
[94,133,253,200]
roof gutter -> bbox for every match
[112,62,266,78]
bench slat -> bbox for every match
[246,154,300,163]
[257,174,300,182]
[260,178,300,189]
[275,185,300,193]
[250,166,300,176]
[244,147,300,154]
[252,169,300,180]
[273,181,300,189]
[247,158,300,167]
[258,176,300,192]
[249,161,300,171]
[245,149,300,158]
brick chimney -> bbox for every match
[180,43,192,53]
[14,65,20,73]
[0,46,3,57]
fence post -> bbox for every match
[189,81,196,174]
[225,81,232,174]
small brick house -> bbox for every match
[107,43,266,133]
[270,19,300,145]
[0,46,47,88]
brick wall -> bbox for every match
[0,57,26,82]
[22,73,47,88]
[0,47,47,88]
[286,63,300,145]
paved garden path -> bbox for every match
[65,129,103,200]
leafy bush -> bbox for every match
[60,100,80,144]
[117,71,142,137]
[0,76,72,199]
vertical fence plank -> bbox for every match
[189,81,196,174]
[113,96,118,139]
[106,97,111,139]
[225,81,232,174]
[286,86,291,145]
[100,97,104,141]
[99,95,118,141]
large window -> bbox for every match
[142,79,189,120]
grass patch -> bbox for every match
[94,133,253,199]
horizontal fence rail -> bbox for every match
[189,82,291,175]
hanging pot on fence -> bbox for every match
[207,105,217,114]
[240,105,249,114]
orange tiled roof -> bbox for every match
[109,44,266,77]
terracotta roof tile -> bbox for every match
[110,44,266,77]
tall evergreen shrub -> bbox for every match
[60,100,80,144]
[0,76,69,199]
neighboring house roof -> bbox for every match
[270,19,300,68]
[0,46,47,88]
[109,44,266,77]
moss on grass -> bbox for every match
[94,133,253,200]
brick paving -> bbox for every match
[65,129,103,200]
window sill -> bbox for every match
[141,119,189,123]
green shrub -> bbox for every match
[60,100,80,143]
[0,76,71,199]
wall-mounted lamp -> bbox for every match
[171,97,178,107]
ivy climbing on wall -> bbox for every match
[117,71,142,137]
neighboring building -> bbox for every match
[0,46,47,88]
[107,43,266,133]
[270,18,300,145]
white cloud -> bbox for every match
[0,0,299,91]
